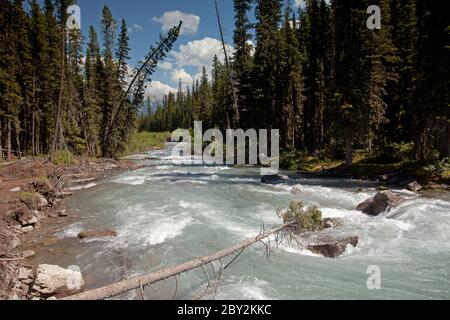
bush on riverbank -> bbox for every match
[119,131,171,157]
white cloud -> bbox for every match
[171,68,193,86]
[159,61,174,71]
[152,11,200,36]
[145,81,177,101]
[171,37,234,75]
[128,24,143,33]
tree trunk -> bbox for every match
[14,120,21,159]
[32,75,36,157]
[63,224,289,300]
[32,108,35,157]
[345,136,353,167]
[0,119,3,160]
[51,23,66,162]
[439,120,450,159]
[7,119,12,160]
[215,0,239,128]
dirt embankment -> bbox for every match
[0,158,141,300]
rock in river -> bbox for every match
[262,174,290,184]
[356,191,405,216]
[306,235,359,258]
[78,230,117,240]
[32,264,84,298]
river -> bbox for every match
[30,143,450,300]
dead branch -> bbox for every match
[63,224,290,300]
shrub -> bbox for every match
[53,150,74,166]
[277,201,323,234]
[119,131,171,156]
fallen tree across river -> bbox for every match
[62,223,291,300]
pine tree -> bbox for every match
[252,0,284,130]
[233,0,253,128]
[116,18,130,87]
[331,0,367,166]
[364,0,399,156]
[281,6,305,149]
[99,5,118,157]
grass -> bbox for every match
[19,191,39,201]
[119,131,171,157]
[280,149,342,172]
[52,150,74,166]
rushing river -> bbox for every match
[31,143,450,299]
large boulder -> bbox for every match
[262,174,290,184]
[356,191,405,216]
[32,264,84,298]
[78,230,117,240]
[306,235,359,258]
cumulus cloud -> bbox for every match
[171,37,234,75]
[171,68,193,86]
[152,11,200,36]
[145,81,177,101]
[159,61,174,71]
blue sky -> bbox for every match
[41,0,304,101]
[74,0,239,100]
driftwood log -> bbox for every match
[62,224,289,300]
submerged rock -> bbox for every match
[32,264,84,298]
[356,191,405,216]
[322,218,344,229]
[78,230,117,240]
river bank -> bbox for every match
[2,143,450,300]
[11,143,448,300]
[0,157,143,299]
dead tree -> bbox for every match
[62,224,290,300]
[215,0,240,129]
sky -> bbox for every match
[42,0,305,102]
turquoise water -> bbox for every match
[44,144,450,300]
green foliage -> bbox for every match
[52,150,74,166]
[19,191,39,201]
[0,0,449,171]
[390,142,415,161]
[425,158,450,175]
[119,131,171,157]
[277,201,323,235]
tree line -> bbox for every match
[0,0,180,160]
[140,0,450,165]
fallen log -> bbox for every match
[62,224,289,300]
